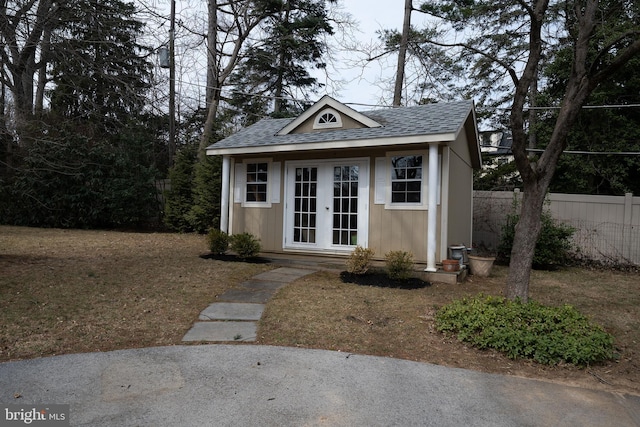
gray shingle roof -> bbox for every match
[206,100,475,153]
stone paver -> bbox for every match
[198,302,264,321]
[240,279,287,290]
[182,267,316,342]
[217,289,275,304]
[252,267,316,282]
[182,321,257,342]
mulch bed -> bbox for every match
[340,271,430,290]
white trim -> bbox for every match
[385,150,428,210]
[233,163,245,203]
[228,158,235,234]
[283,157,370,252]
[271,162,281,203]
[241,158,273,208]
[206,133,457,156]
[313,108,342,129]
[220,155,231,233]
[276,95,382,135]
[374,157,387,204]
[425,143,440,272]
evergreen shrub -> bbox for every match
[207,228,229,255]
[435,295,615,366]
[385,250,414,280]
[498,203,575,268]
[230,232,261,259]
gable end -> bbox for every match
[277,95,382,135]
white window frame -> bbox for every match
[313,108,342,129]
[236,158,280,208]
[385,150,428,210]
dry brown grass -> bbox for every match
[1,226,638,395]
[258,266,640,395]
[0,226,272,360]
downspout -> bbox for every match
[220,155,231,233]
[425,143,439,272]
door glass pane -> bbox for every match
[293,167,317,243]
[332,165,359,246]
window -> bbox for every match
[313,108,342,129]
[319,112,338,124]
[390,155,423,203]
[246,162,268,202]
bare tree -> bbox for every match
[0,0,60,131]
[199,0,273,158]
[393,0,412,106]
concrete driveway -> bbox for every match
[1,345,639,426]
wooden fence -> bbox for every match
[473,190,640,265]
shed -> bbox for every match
[206,95,481,271]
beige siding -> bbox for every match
[231,203,284,252]
[231,159,284,252]
[230,140,477,262]
[369,204,429,261]
[446,140,474,248]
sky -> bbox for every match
[149,1,420,113]
[316,0,415,108]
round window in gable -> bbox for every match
[313,108,342,129]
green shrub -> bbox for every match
[385,250,414,280]
[164,145,197,232]
[435,295,615,366]
[207,228,229,255]
[186,155,222,234]
[346,246,375,275]
[230,232,261,259]
[498,204,575,268]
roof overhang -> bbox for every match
[206,132,458,156]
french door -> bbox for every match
[284,158,369,251]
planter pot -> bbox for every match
[468,255,495,277]
[442,259,460,272]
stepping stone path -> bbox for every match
[182,267,316,342]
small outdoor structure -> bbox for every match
[206,96,481,271]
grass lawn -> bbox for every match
[1,226,638,395]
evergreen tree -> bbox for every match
[539,54,640,196]
[164,145,198,232]
[0,0,161,228]
[228,0,335,119]
[48,0,152,132]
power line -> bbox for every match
[526,104,640,110]
[525,148,640,155]
[482,147,640,156]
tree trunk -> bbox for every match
[35,22,54,116]
[393,0,412,107]
[199,0,218,160]
[505,184,546,302]
[205,0,218,108]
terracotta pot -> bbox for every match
[442,259,460,272]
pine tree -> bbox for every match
[228,0,335,119]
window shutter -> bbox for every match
[271,162,281,203]
[234,163,245,203]
[374,157,387,204]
